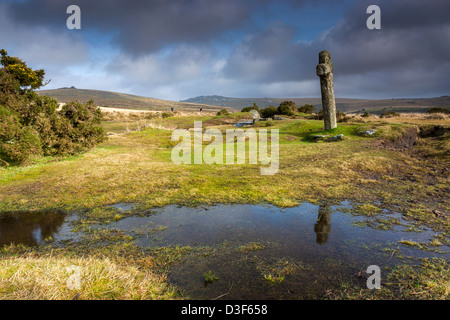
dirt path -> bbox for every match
[99,106,159,114]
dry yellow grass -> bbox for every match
[349,112,450,125]
[0,113,448,211]
[0,112,448,300]
[0,249,173,300]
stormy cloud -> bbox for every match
[1,0,449,100]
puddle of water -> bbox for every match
[106,202,138,212]
[109,202,449,299]
[1,202,447,299]
[0,210,77,246]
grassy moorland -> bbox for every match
[1,111,448,213]
[38,88,229,112]
[0,110,449,300]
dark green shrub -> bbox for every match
[309,109,349,122]
[1,127,42,164]
[310,110,323,120]
[277,101,296,116]
[0,49,45,93]
[217,109,229,116]
[241,103,259,113]
[0,106,42,164]
[0,50,106,164]
[428,107,449,114]
[56,100,105,154]
[260,105,278,118]
[337,110,351,122]
[0,105,21,139]
[298,104,315,114]
[380,111,400,118]
[277,104,294,116]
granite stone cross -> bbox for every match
[316,50,337,130]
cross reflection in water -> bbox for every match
[314,204,331,245]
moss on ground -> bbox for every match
[0,112,448,300]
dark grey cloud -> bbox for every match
[5,0,269,55]
[322,0,450,97]
[0,3,89,67]
[222,0,450,98]
[323,0,450,74]
[3,0,449,99]
[223,22,317,82]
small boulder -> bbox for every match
[325,134,344,142]
[360,129,378,137]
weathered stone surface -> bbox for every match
[316,50,337,130]
[250,109,260,120]
[360,129,378,137]
[311,134,344,142]
[325,134,344,142]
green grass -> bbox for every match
[0,115,448,215]
[329,258,449,300]
[203,271,220,284]
[0,112,449,300]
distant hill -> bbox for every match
[182,95,450,114]
[37,89,450,114]
[37,88,230,112]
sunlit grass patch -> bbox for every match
[0,115,448,223]
[0,248,175,300]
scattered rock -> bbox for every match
[325,134,344,142]
[360,129,378,137]
[312,134,345,142]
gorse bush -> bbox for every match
[217,109,230,116]
[309,109,350,122]
[260,105,278,118]
[277,101,296,116]
[0,105,42,164]
[0,49,106,165]
[254,101,298,118]
[0,49,45,93]
[380,111,400,118]
[298,104,315,114]
[241,103,259,113]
